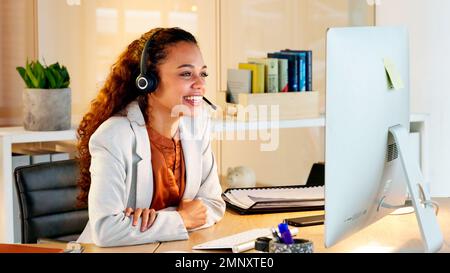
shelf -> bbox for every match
[0,113,427,138]
[0,127,76,144]
[212,113,427,132]
[212,115,325,132]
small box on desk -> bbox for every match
[218,91,320,121]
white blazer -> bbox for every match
[77,101,225,247]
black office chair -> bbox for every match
[14,159,88,243]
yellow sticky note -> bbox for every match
[383,58,404,90]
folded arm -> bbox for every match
[87,127,188,247]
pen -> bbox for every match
[271,227,282,242]
[278,223,294,244]
[203,96,217,110]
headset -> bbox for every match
[134,28,217,110]
[135,29,164,94]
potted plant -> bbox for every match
[16,60,71,131]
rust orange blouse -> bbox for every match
[147,126,186,211]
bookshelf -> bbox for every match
[0,127,76,243]
[218,0,376,186]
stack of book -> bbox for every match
[222,184,324,214]
[227,49,313,103]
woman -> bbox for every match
[76,27,225,247]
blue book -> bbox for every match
[280,51,306,91]
[274,51,306,92]
[267,52,299,91]
[282,49,312,91]
[297,53,305,91]
[274,51,304,92]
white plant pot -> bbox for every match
[23,88,72,131]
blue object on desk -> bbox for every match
[278,223,294,244]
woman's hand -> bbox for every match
[176,199,207,229]
[124,207,157,232]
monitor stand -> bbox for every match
[384,124,443,252]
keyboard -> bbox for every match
[192,227,298,253]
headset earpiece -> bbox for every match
[136,71,158,93]
[136,75,148,90]
[136,29,163,94]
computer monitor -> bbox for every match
[324,26,443,252]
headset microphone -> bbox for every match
[202,96,217,110]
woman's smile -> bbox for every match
[183,95,203,107]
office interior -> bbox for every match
[1,0,450,253]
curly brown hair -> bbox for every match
[76,27,197,207]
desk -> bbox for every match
[24,197,450,253]
[158,197,450,253]
[26,241,160,253]
[24,198,450,252]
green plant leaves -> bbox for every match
[16,67,33,87]
[24,60,39,88]
[33,61,47,88]
[60,66,70,88]
[44,69,57,88]
[16,60,70,89]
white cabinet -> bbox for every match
[0,127,76,243]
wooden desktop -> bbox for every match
[25,198,450,253]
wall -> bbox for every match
[218,0,374,186]
[3,0,374,186]
[376,0,450,196]
[0,0,37,126]
[37,0,218,125]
